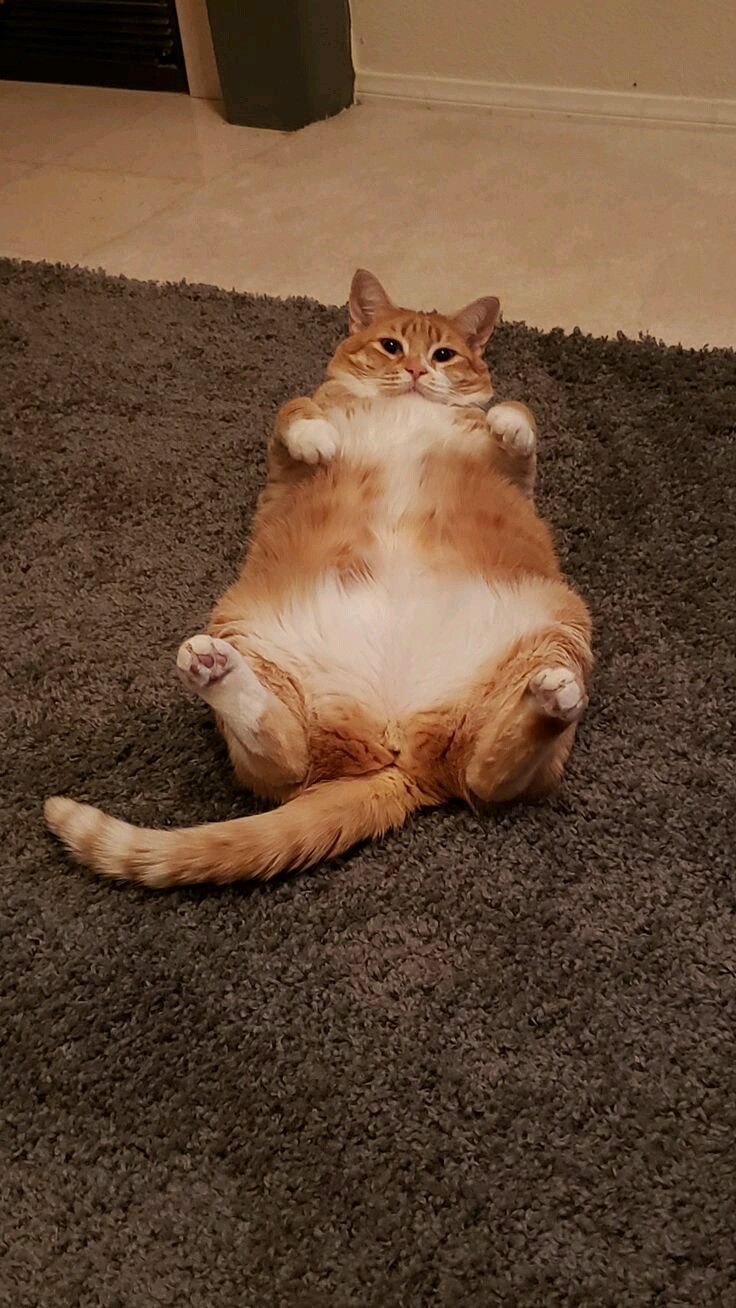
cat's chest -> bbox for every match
[326,394,486,517]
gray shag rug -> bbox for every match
[2,257,735,1306]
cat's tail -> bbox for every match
[44,768,423,888]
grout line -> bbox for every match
[75,179,211,267]
[74,129,291,266]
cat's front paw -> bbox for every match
[285,417,339,465]
[487,402,537,458]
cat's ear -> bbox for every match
[452,296,501,352]
[349,269,394,333]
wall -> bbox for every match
[175,0,221,98]
[350,0,736,123]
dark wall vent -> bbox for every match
[0,0,188,92]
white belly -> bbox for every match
[247,396,551,716]
[246,558,558,719]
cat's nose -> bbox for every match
[404,359,427,379]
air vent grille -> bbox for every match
[0,0,188,91]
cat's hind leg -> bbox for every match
[462,623,591,804]
[487,401,537,498]
[177,634,308,798]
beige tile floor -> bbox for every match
[1,79,734,347]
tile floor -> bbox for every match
[1,79,735,348]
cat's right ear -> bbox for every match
[349,269,394,333]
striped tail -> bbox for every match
[44,768,421,888]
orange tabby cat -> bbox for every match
[46,270,592,887]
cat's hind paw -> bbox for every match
[177,634,240,690]
[528,665,587,723]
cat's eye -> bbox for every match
[380,337,403,356]
[433,347,457,363]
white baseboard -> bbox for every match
[355,69,736,128]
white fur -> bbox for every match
[178,635,269,748]
[329,392,481,452]
[331,394,488,523]
[285,417,338,465]
[246,395,555,720]
[247,565,560,721]
[487,403,536,456]
[529,665,585,722]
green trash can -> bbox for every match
[206,0,354,131]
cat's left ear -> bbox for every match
[349,269,395,333]
[452,296,501,353]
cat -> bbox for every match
[45,269,593,887]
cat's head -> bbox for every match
[327,269,500,406]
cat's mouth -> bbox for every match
[407,378,453,404]
[383,376,449,404]
[404,376,432,397]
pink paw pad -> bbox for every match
[176,635,238,690]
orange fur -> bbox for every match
[46,271,593,887]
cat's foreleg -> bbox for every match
[273,396,339,467]
[486,401,537,497]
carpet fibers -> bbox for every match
[2,258,735,1306]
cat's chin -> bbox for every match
[392,385,493,408]
[412,385,452,404]
[416,387,493,408]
